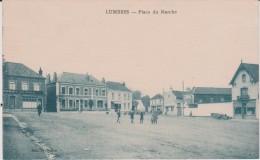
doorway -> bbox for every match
[9,96,15,109]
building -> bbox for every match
[135,100,145,112]
[47,72,108,112]
[163,88,185,116]
[184,87,232,107]
[150,94,163,112]
[229,62,259,119]
[106,81,132,112]
[3,62,46,110]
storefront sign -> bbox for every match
[3,89,44,95]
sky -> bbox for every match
[3,0,259,97]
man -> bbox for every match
[140,112,144,124]
[117,110,121,123]
[130,111,134,123]
[37,104,42,116]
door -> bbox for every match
[177,107,182,116]
[9,96,15,109]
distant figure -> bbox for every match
[117,110,121,123]
[189,111,192,117]
[151,111,158,124]
[140,112,144,123]
[130,111,134,123]
[37,104,42,116]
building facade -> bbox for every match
[163,88,185,116]
[229,62,259,119]
[47,72,108,112]
[150,94,164,112]
[106,81,132,112]
[3,62,46,110]
[184,87,232,109]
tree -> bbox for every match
[133,90,142,100]
[89,100,94,110]
[141,95,150,107]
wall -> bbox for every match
[184,102,233,117]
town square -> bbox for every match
[2,0,259,159]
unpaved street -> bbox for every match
[4,112,259,159]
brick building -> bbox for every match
[3,62,46,110]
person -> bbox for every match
[117,110,121,123]
[140,112,144,124]
[130,111,134,123]
[37,104,42,116]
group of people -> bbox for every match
[116,110,157,124]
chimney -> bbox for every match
[86,73,90,81]
[122,82,125,86]
[39,67,43,75]
[102,78,105,83]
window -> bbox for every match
[84,100,88,107]
[210,98,214,103]
[235,107,241,114]
[76,88,80,95]
[22,82,29,90]
[112,92,114,99]
[61,99,66,108]
[128,103,130,109]
[84,88,88,95]
[242,74,246,83]
[124,103,126,109]
[118,93,121,100]
[69,88,73,95]
[241,88,248,96]
[102,90,106,96]
[96,89,99,96]
[247,107,255,115]
[128,94,130,100]
[220,98,225,102]
[33,83,40,91]
[69,100,74,108]
[22,96,37,108]
[124,94,126,100]
[9,81,16,90]
[61,87,66,94]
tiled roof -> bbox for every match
[189,87,231,95]
[151,94,163,100]
[229,63,259,84]
[57,72,106,86]
[3,62,45,79]
[172,90,184,99]
[106,81,132,92]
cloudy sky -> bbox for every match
[3,0,259,97]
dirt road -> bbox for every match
[4,112,259,159]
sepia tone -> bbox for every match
[2,0,259,159]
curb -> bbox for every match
[4,114,56,160]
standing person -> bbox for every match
[130,111,134,123]
[117,110,121,123]
[37,104,42,116]
[140,112,144,124]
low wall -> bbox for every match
[184,102,233,117]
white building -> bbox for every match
[150,94,163,112]
[163,88,184,116]
[229,62,259,119]
[107,81,132,112]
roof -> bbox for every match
[106,81,132,92]
[189,87,231,95]
[57,72,106,86]
[229,63,259,84]
[3,62,45,79]
[172,90,185,99]
[151,94,163,100]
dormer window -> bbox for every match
[242,74,246,83]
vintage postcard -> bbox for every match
[2,0,259,159]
